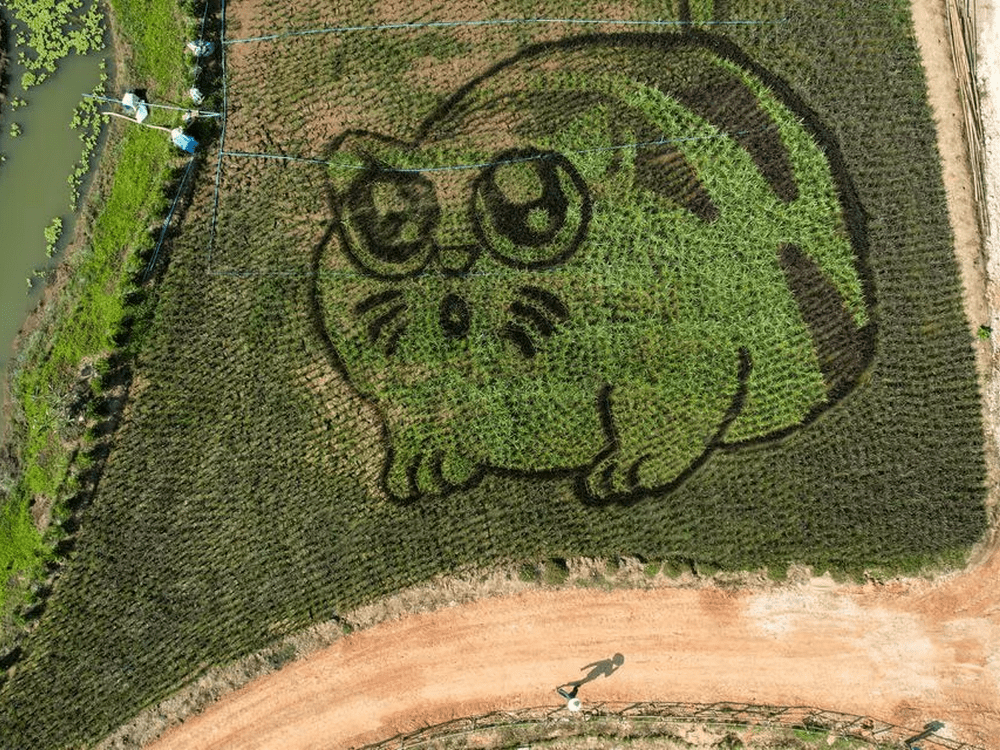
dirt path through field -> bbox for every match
[142,1,1000,748]
[148,576,1000,750]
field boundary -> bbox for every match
[361,701,985,750]
[945,0,988,238]
[207,0,227,267]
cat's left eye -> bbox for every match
[339,170,440,278]
[472,149,591,269]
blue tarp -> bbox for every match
[171,129,198,153]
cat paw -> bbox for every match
[383,447,481,501]
[579,452,651,503]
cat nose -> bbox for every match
[440,294,471,338]
[436,242,480,275]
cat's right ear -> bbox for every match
[324,130,415,195]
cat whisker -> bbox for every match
[354,289,403,315]
[501,287,570,359]
[500,322,537,359]
[519,286,569,321]
[368,303,407,344]
[511,301,555,337]
[353,289,408,356]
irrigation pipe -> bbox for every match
[85,93,221,118]
[225,16,788,45]
[144,157,198,282]
[208,0,229,264]
[99,111,173,131]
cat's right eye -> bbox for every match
[340,169,440,278]
[472,148,591,270]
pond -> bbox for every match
[0,40,106,436]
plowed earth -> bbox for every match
[135,0,1000,748]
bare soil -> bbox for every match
[138,564,1000,750]
[123,1,1000,749]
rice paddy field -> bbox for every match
[0,0,989,747]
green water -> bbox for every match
[0,49,106,434]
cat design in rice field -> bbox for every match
[313,31,874,504]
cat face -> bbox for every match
[313,32,873,503]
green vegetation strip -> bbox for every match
[0,0,187,644]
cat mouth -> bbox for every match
[500,286,570,359]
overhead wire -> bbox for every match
[208,0,230,265]
[218,126,772,174]
[225,16,788,45]
[144,156,198,281]
[83,92,222,118]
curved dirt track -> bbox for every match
[148,566,1000,750]
[144,1,1000,748]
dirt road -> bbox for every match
[145,567,1000,749]
[138,1,1000,748]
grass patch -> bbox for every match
[106,0,188,86]
[518,562,539,582]
[542,559,570,586]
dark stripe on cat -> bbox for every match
[501,323,536,359]
[778,244,874,397]
[355,289,403,315]
[672,70,798,203]
[368,304,406,343]
[519,286,570,321]
[677,0,691,25]
[384,325,405,356]
[511,301,555,336]
[634,146,719,222]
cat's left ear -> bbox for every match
[324,130,416,195]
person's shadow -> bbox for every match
[557,653,624,699]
